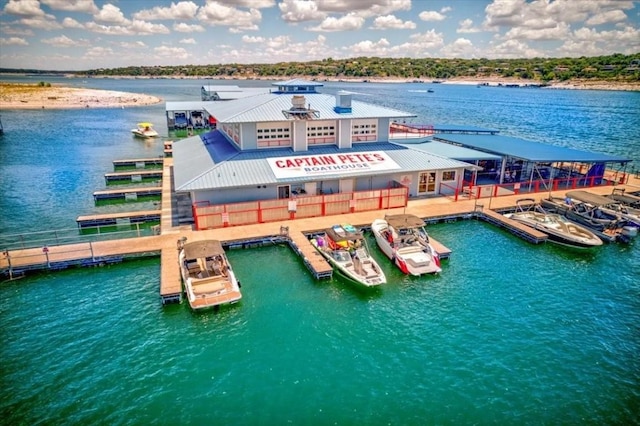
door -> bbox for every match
[418,172,436,194]
[277,185,290,199]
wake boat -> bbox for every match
[504,199,602,249]
[178,239,242,310]
[311,224,386,287]
[371,214,441,275]
[131,122,159,138]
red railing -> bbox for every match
[193,187,409,230]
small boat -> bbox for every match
[607,188,640,209]
[541,192,637,243]
[178,239,242,311]
[131,122,159,138]
[311,224,386,287]
[371,214,441,275]
[504,199,602,249]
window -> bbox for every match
[442,171,456,181]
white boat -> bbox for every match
[371,214,441,276]
[178,239,242,310]
[131,122,159,138]
[310,224,386,287]
[504,199,603,249]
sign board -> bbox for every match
[266,151,401,179]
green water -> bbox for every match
[2,221,638,425]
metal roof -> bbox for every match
[166,101,217,111]
[173,133,475,192]
[392,140,501,161]
[273,79,324,88]
[434,134,631,163]
[203,92,416,124]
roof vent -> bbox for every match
[282,95,320,120]
[334,91,352,113]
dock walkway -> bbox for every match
[113,158,164,169]
[93,186,162,202]
[4,158,639,304]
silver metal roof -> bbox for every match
[174,137,476,192]
[203,92,416,123]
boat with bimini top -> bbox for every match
[371,214,441,275]
[178,239,242,311]
[311,224,386,287]
[131,122,159,138]
[504,199,602,249]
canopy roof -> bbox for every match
[385,214,425,229]
[182,240,224,259]
[566,190,619,206]
[434,134,631,163]
[325,225,363,243]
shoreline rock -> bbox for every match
[0,83,162,110]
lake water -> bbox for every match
[1,77,639,425]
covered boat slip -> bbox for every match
[433,133,632,190]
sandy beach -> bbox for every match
[0,83,162,110]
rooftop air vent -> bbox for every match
[282,95,320,120]
[334,91,352,113]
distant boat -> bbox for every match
[427,89,434,93]
[131,122,159,138]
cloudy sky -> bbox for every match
[1,0,639,71]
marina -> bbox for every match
[1,77,639,425]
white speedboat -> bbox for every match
[178,239,242,311]
[371,214,441,276]
[311,224,386,287]
[131,122,159,138]
[504,199,603,249]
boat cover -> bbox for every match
[385,214,425,229]
[566,191,618,206]
[325,225,362,242]
[182,240,225,259]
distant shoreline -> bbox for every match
[0,74,637,111]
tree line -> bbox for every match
[2,53,639,82]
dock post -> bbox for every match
[42,246,50,268]
[89,242,95,261]
[3,250,12,280]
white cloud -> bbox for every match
[120,41,146,49]
[418,10,447,22]
[408,29,445,49]
[133,1,199,21]
[502,21,570,41]
[488,38,543,59]
[372,15,416,30]
[0,36,29,46]
[42,34,91,47]
[279,0,326,23]
[62,17,84,29]
[457,18,482,34]
[197,1,262,31]
[3,0,46,17]
[86,46,114,58]
[180,38,196,44]
[347,38,391,56]
[0,26,35,36]
[18,17,62,30]
[439,38,475,58]
[585,10,627,26]
[308,13,365,32]
[154,45,190,59]
[41,0,99,14]
[94,4,128,25]
[129,20,170,35]
[173,23,205,33]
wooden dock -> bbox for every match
[76,210,161,228]
[479,208,548,243]
[104,170,163,184]
[93,186,162,202]
[7,160,636,305]
[113,158,164,169]
[164,141,173,157]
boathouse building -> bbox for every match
[172,80,479,229]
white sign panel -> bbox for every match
[267,151,401,179]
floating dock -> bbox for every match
[76,210,161,228]
[104,170,163,184]
[479,208,548,244]
[93,186,162,202]
[113,158,164,169]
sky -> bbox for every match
[1,0,639,71]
